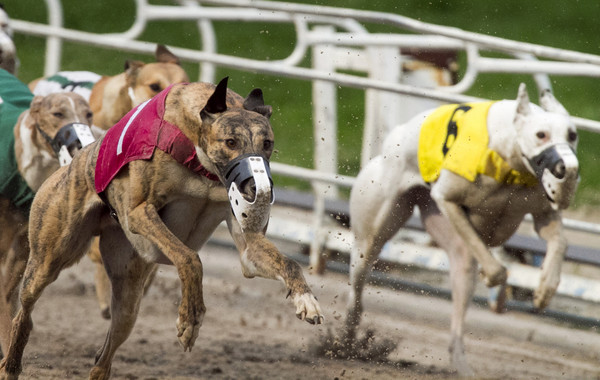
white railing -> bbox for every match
[11,0,600,301]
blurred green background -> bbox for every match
[5,0,600,207]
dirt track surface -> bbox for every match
[13,238,600,380]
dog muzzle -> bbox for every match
[224,154,274,232]
[523,143,579,210]
[38,122,96,166]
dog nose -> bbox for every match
[551,160,566,179]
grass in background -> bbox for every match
[6,0,600,206]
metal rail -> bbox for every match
[11,0,600,303]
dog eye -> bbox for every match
[86,112,93,119]
[225,139,237,149]
[536,131,546,139]
[568,130,578,142]
[53,112,64,118]
[263,140,273,150]
[149,83,161,92]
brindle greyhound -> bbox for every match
[29,44,189,319]
[0,69,94,356]
[343,83,578,376]
[0,78,324,380]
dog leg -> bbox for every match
[90,231,155,380]
[0,229,28,355]
[127,201,205,351]
[226,217,324,324]
[0,247,72,379]
[88,238,112,319]
[532,212,566,309]
[420,197,476,376]
[432,193,507,287]
[2,230,28,316]
[344,172,420,342]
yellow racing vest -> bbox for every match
[418,102,537,186]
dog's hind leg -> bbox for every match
[88,238,112,319]
[3,230,29,316]
[0,239,85,379]
[89,230,155,380]
[0,227,28,354]
[418,195,476,376]
[344,156,419,342]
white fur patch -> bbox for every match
[18,113,59,190]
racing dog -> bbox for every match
[29,44,189,318]
[342,83,578,376]
[0,69,94,354]
[0,77,324,380]
[29,44,189,130]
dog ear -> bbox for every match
[539,89,569,116]
[514,82,531,121]
[155,44,181,65]
[243,88,273,119]
[124,60,145,86]
[201,77,229,122]
[28,95,44,120]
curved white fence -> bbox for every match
[11,0,600,304]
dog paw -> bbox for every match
[483,265,507,288]
[176,316,201,352]
[291,293,324,325]
[0,368,19,380]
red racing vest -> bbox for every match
[94,83,219,194]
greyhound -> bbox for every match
[0,77,323,380]
[343,83,578,375]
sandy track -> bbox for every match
[12,239,600,380]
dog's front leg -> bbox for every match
[226,216,324,324]
[127,201,204,351]
[431,178,507,287]
[532,211,566,309]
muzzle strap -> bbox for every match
[37,122,95,166]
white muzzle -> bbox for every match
[225,154,274,232]
[523,143,579,210]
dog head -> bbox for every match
[0,4,17,75]
[199,77,274,232]
[30,92,95,166]
[125,44,189,107]
[513,83,579,210]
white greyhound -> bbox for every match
[343,83,579,375]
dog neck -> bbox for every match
[14,111,59,191]
[486,100,535,175]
